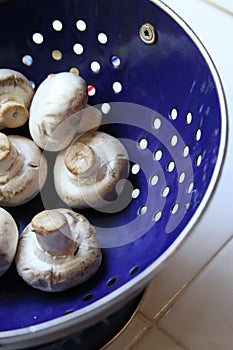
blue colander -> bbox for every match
[0,0,227,348]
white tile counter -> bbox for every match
[105,0,233,349]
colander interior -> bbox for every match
[0,0,226,336]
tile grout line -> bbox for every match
[156,325,190,350]
[105,235,233,349]
[101,308,152,350]
[128,311,189,350]
[126,313,153,350]
[140,234,233,324]
[201,0,233,16]
[131,236,233,349]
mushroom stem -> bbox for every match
[0,132,24,183]
[31,210,79,257]
[64,141,100,181]
[0,100,29,129]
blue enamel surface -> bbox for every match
[0,0,224,336]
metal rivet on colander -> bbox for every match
[139,23,157,44]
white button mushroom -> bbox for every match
[0,207,18,277]
[77,104,102,135]
[29,72,99,152]
[54,131,129,209]
[0,68,34,129]
[15,208,102,292]
[0,132,47,206]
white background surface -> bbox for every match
[105,0,233,349]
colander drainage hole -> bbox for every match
[101,103,111,114]
[169,108,178,120]
[76,19,87,32]
[111,55,121,68]
[196,154,202,167]
[178,171,186,183]
[130,266,139,276]
[170,134,178,147]
[171,203,179,215]
[186,112,193,124]
[30,81,36,89]
[154,210,162,222]
[22,55,33,66]
[107,277,117,287]
[70,67,80,75]
[187,181,194,194]
[167,161,175,172]
[32,32,44,44]
[138,138,148,150]
[52,19,63,31]
[196,128,202,141]
[153,117,162,130]
[52,49,62,61]
[150,174,159,186]
[112,81,122,94]
[62,310,74,316]
[132,188,140,199]
[154,149,163,161]
[138,205,148,216]
[183,145,190,158]
[90,61,101,74]
[131,163,141,175]
[161,186,170,198]
[97,32,108,44]
[88,85,96,96]
[73,43,84,55]
[82,293,93,302]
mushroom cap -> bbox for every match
[0,134,47,207]
[77,105,102,134]
[54,131,129,209]
[0,207,18,277]
[15,208,102,292]
[0,68,34,129]
[29,72,88,151]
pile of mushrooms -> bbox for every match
[0,68,130,292]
